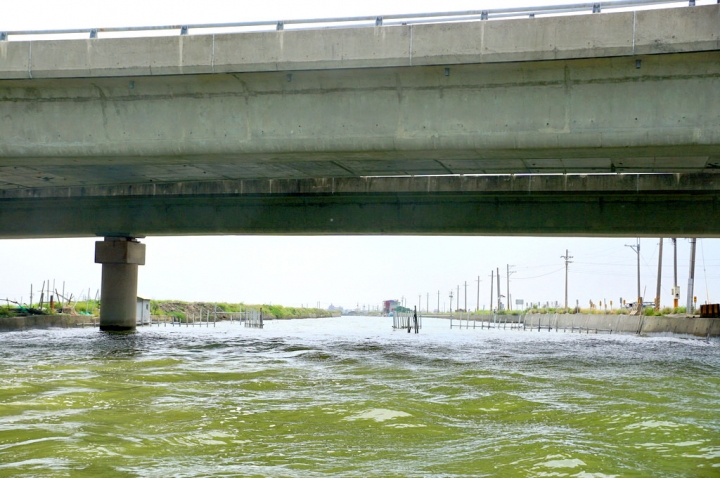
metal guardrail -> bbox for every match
[0,0,711,41]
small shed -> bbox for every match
[136,297,151,325]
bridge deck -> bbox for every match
[1,6,718,79]
[1,6,719,239]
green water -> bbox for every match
[0,317,718,477]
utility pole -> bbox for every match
[497,267,501,311]
[625,239,641,304]
[475,276,481,312]
[464,281,468,312]
[687,238,697,314]
[449,290,454,316]
[672,238,679,308]
[655,238,663,310]
[489,271,494,312]
[418,295,421,313]
[560,249,573,310]
[457,285,460,312]
[506,265,516,310]
[426,292,429,314]
[437,290,440,313]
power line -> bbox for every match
[625,239,641,302]
[513,267,564,280]
[507,264,516,310]
[561,249,573,310]
[701,239,710,305]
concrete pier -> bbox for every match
[94,237,145,331]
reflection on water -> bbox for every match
[0,316,718,476]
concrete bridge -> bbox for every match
[1,3,719,329]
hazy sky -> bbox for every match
[1,0,717,311]
[1,236,718,312]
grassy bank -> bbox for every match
[150,300,339,321]
[0,301,98,318]
[0,300,338,321]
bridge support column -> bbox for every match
[95,237,146,331]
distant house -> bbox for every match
[328,304,344,313]
[383,300,400,316]
[136,297,151,325]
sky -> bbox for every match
[1,0,718,311]
[1,236,718,312]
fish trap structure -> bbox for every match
[392,309,422,332]
[244,309,264,329]
[450,313,524,330]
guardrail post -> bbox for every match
[3,2,710,41]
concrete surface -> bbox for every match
[0,314,97,331]
[1,50,719,189]
[95,238,145,331]
[1,6,718,78]
[523,313,720,338]
[2,174,720,238]
[1,6,718,240]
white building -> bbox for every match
[136,297,151,325]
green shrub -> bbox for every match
[216,302,243,313]
[75,299,99,315]
[169,311,186,322]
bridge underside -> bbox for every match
[1,51,719,191]
[2,174,719,238]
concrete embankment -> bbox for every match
[0,310,342,331]
[486,314,719,338]
[0,314,97,331]
[523,314,720,338]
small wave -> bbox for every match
[342,408,411,422]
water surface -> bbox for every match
[0,317,718,477]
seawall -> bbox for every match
[454,313,720,338]
[0,314,96,331]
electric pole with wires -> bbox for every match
[687,238,697,314]
[506,265,516,310]
[489,271,494,312]
[625,239,641,305]
[672,238,679,308]
[464,281,468,312]
[655,238,663,310]
[496,268,501,311]
[560,249,573,310]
